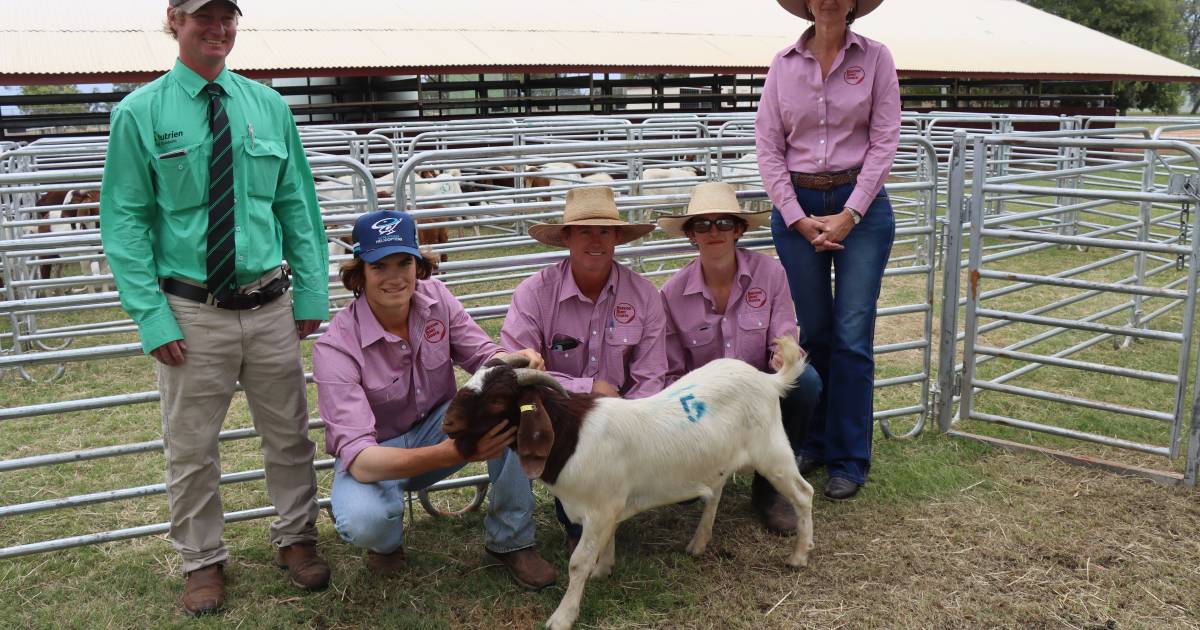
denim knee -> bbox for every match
[787,364,822,412]
[333,495,404,553]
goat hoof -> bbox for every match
[684,541,708,556]
[787,553,809,568]
[546,611,575,630]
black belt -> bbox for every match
[790,168,861,191]
[161,271,290,310]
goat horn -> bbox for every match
[500,353,531,369]
[514,369,567,395]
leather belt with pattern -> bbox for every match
[789,168,861,191]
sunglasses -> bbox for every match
[687,218,740,233]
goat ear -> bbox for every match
[515,389,554,480]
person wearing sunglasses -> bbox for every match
[657,182,822,534]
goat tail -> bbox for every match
[771,336,806,397]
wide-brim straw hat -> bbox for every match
[776,0,884,21]
[657,182,770,238]
[529,186,655,247]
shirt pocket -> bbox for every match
[419,341,451,370]
[365,378,405,406]
[736,312,769,364]
[243,137,287,200]
[153,142,206,212]
[605,324,643,380]
[682,324,716,350]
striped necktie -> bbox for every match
[204,82,237,302]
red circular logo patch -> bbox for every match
[614,303,637,324]
[424,320,446,343]
[745,287,767,309]
[844,66,865,85]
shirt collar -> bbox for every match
[681,249,754,298]
[353,287,436,349]
[171,58,235,99]
[785,26,864,59]
[559,261,618,304]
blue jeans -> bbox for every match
[771,183,895,484]
[553,365,823,536]
[330,401,537,554]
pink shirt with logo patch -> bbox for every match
[314,281,501,471]
[755,27,901,227]
[660,249,799,384]
[501,259,667,399]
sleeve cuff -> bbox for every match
[845,189,873,216]
[137,310,184,355]
[337,435,380,473]
[777,199,807,228]
[292,289,331,321]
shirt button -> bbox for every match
[820,139,825,144]
[726,343,732,348]
[591,356,596,362]
[592,330,597,335]
[818,97,824,102]
[821,119,826,124]
[237,255,244,261]
[177,164,184,171]
[234,226,242,232]
[416,388,421,393]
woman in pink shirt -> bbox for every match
[756,0,899,500]
[658,182,822,533]
[313,210,557,590]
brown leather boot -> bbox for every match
[752,474,798,535]
[181,564,225,616]
[487,547,558,591]
[366,548,407,575]
[276,542,331,591]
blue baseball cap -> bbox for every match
[352,210,424,263]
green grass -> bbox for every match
[4,163,1200,627]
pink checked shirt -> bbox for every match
[755,26,901,227]
[661,249,799,384]
[314,281,502,471]
[501,259,667,399]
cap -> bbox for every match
[352,210,424,263]
[170,0,242,16]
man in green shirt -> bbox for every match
[100,0,330,615]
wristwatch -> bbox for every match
[846,208,863,225]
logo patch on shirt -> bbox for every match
[154,129,184,145]
[614,302,636,324]
[745,287,767,309]
[844,66,865,85]
[424,320,446,343]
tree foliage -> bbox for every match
[1024,0,1185,114]
[17,84,91,116]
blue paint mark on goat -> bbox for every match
[672,385,707,423]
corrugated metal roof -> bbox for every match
[1,0,1197,81]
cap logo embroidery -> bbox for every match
[844,66,865,85]
[372,217,403,236]
[746,287,767,309]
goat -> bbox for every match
[33,189,108,294]
[525,163,615,202]
[641,166,700,199]
[443,337,814,630]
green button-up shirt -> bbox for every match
[101,60,329,354]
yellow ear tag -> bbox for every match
[520,404,537,413]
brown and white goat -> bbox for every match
[443,337,814,630]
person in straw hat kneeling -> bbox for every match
[657,182,823,535]
[501,185,668,552]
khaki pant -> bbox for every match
[159,279,318,574]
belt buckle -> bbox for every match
[244,288,263,310]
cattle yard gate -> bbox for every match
[1,112,1198,560]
